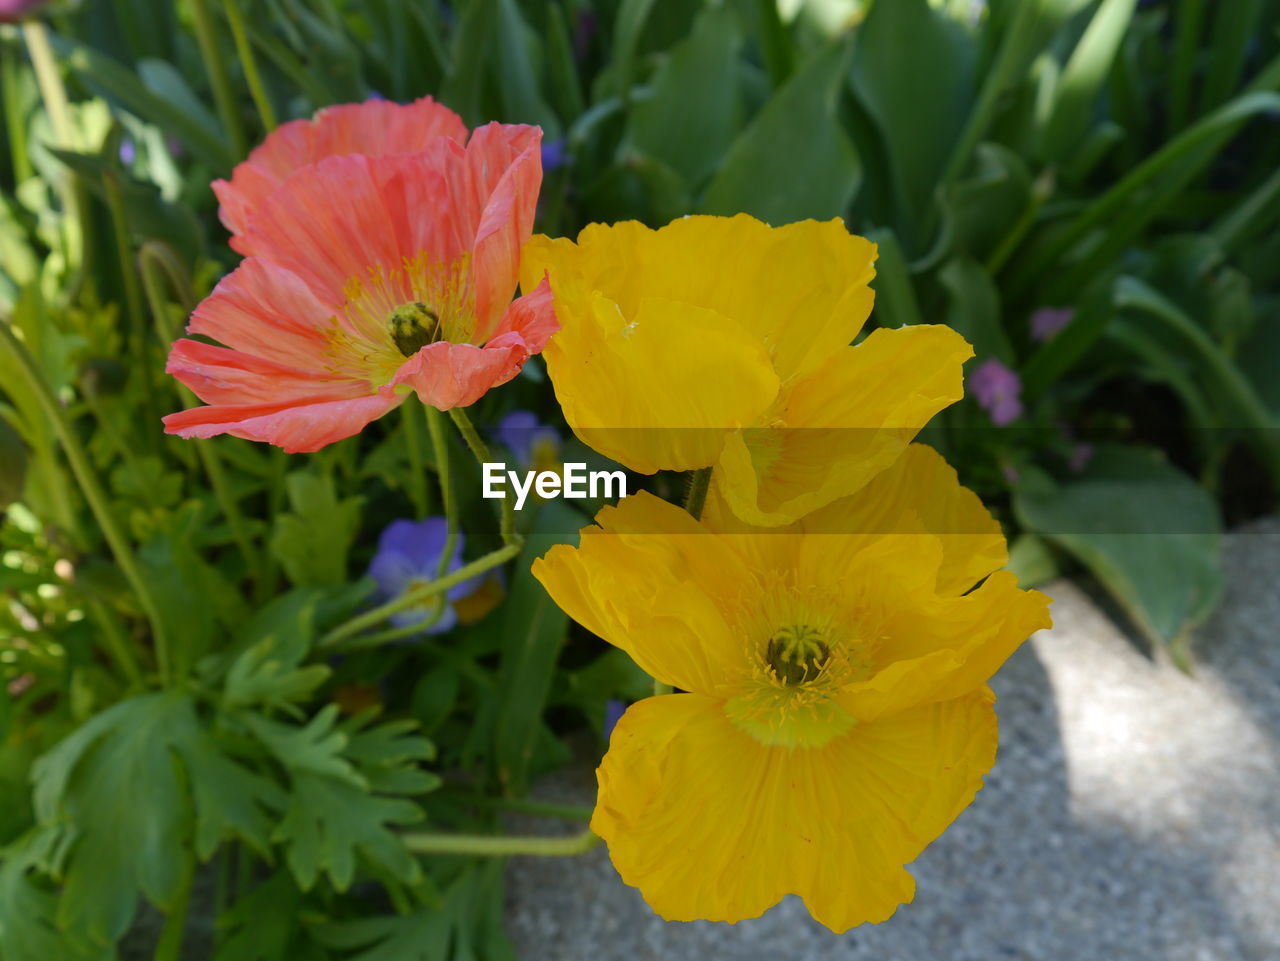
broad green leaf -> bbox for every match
[625,4,743,187]
[864,227,922,328]
[945,142,1032,260]
[702,38,860,224]
[269,471,362,587]
[0,843,111,961]
[850,0,975,236]
[939,256,1013,364]
[30,693,278,942]
[1040,0,1137,161]
[1013,445,1223,651]
[494,0,559,132]
[492,500,577,795]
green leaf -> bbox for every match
[939,256,1014,364]
[269,471,362,587]
[494,0,559,131]
[1013,445,1223,651]
[273,773,423,891]
[0,843,112,961]
[48,34,232,170]
[625,4,743,187]
[864,227,923,328]
[0,418,27,509]
[1040,0,1137,160]
[702,38,860,224]
[30,693,279,942]
[492,500,577,795]
[849,0,975,235]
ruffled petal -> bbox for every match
[530,277,781,472]
[389,335,528,410]
[213,96,467,237]
[162,391,402,453]
[797,444,1007,595]
[593,688,998,932]
[838,570,1052,721]
[716,324,974,526]
[165,339,370,405]
[231,148,470,297]
[520,216,876,382]
[532,493,751,696]
[463,124,542,342]
[185,258,341,371]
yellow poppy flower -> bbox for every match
[532,445,1051,931]
[519,214,973,525]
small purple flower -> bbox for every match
[495,410,561,472]
[1030,307,1074,342]
[971,358,1024,426]
[603,699,626,740]
[119,138,137,166]
[1067,442,1095,473]
[367,517,483,634]
[1000,462,1021,486]
[0,0,49,23]
[541,138,570,173]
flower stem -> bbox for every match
[319,541,521,647]
[0,321,171,682]
[402,827,599,858]
[449,407,519,545]
[187,0,248,162]
[684,466,712,521]
[426,405,458,579]
[401,402,429,518]
[221,0,277,133]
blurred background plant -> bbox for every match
[1,0,1277,957]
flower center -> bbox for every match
[765,624,829,685]
[388,302,441,357]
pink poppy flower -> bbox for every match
[212,96,468,242]
[163,130,557,453]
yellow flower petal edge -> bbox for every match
[714,324,974,526]
[536,469,1051,929]
[592,688,998,932]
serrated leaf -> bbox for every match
[0,842,111,961]
[275,773,423,891]
[244,705,363,786]
[270,472,362,587]
[30,692,280,942]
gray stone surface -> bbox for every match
[503,519,1280,961]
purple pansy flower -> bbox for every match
[495,410,562,472]
[971,358,1024,426]
[541,138,570,173]
[367,517,484,634]
[1030,306,1074,342]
